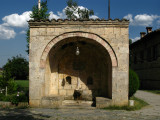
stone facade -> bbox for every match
[130,28,160,90]
[29,19,129,108]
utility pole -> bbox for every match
[108,0,111,19]
[38,0,41,10]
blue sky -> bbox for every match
[0,0,160,67]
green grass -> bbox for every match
[15,80,29,88]
[103,96,149,111]
[145,90,160,95]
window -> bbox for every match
[66,76,71,84]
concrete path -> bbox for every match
[0,90,160,120]
[134,90,160,116]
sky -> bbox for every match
[0,0,160,67]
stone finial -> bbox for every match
[140,32,146,38]
[146,27,152,34]
[38,0,41,10]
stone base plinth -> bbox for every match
[41,96,64,108]
[96,97,112,108]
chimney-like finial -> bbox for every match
[140,32,146,38]
[38,0,41,10]
[108,0,111,19]
[146,27,152,34]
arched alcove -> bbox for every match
[44,36,112,100]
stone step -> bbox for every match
[62,100,93,106]
[60,105,96,109]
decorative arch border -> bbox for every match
[40,31,118,68]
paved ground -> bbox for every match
[0,90,160,120]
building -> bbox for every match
[130,27,160,90]
[29,19,129,108]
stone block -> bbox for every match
[29,99,40,107]
[66,90,74,96]
[59,90,67,96]
[41,96,64,108]
[96,97,112,108]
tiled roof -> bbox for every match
[29,18,129,22]
[130,29,160,48]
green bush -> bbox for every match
[0,94,10,102]
[10,93,28,105]
[0,93,5,101]
[7,79,18,94]
[129,69,140,98]
[0,76,7,88]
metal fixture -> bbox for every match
[76,47,80,56]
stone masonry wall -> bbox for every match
[29,19,129,107]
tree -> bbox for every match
[129,39,132,45]
[26,0,50,54]
[65,0,94,20]
[26,29,30,54]
[30,0,50,20]
[129,69,140,98]
[3,55,29,80]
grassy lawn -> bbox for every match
[103,96,149,111]
[145,90,160,95]
[15,80,29,88]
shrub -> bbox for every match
[0,94,10,102]
[0,76,7,88]
[129,69,140,98]
[0,93,5,101]
[10,93,28,105]
[7,79,18,94]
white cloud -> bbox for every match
[131,37,140,43]
[157,20,160,24]
[89,15,99,19]
[49,6,99,20]
[2,11,32,28]
[19,30,26,34]
[124,14,133,23]
[49,12,59,20]
[0,25,16,40]
[0,6,99,40]
[124,14,160,26]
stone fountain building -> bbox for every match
[29,19,129,108]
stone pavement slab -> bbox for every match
[0,90,160,120]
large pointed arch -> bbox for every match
[40,31,118,69]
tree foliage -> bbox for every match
[7,79,18,94]
[30,0,50,20]
[129,69,140,98]
[26,0,50,54]
[26,29,30,54]
[65,0,94,20]
[129,39,132,45]
[3,55,29,80]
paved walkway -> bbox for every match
[134,90,160,116]
[0,90,160,120]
